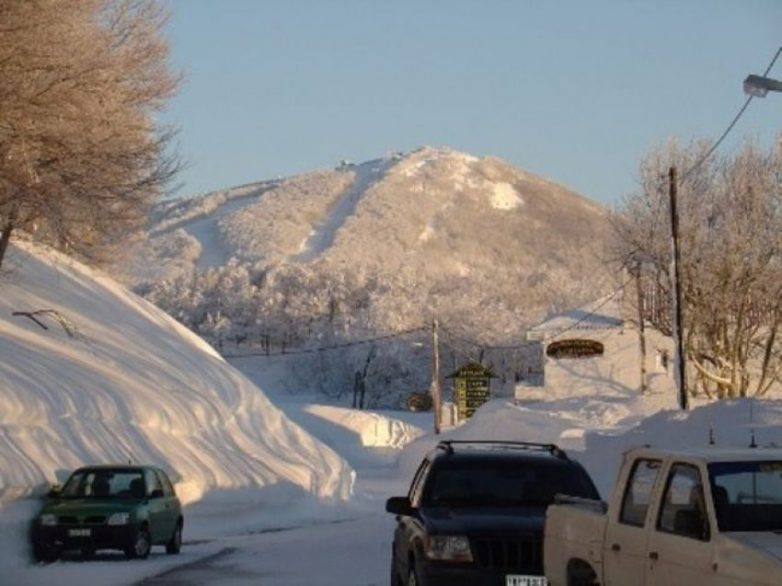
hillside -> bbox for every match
[127,146,612,328]
[120,147,615,403]
[0,241,353,506]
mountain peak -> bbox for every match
[124,146,612,348]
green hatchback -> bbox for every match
[31,465,183,561]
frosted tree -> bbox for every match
[0,0,179,268]
[611,138,782,398]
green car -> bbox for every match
[31,465,183,561]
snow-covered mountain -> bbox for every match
[0,241,353,505]
[124,147,614,347]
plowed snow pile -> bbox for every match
[0,242,353,505]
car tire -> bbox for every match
[567,560,598,586]
[32,543,58,563]
[126,526,151,559]
[166,520,182,554]
[389,549,401,586]
[406,563,421,586]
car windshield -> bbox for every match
[709,461,782,532]
[422,461,598,507]
[61,469,146,499]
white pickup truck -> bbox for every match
[543,446,782,585]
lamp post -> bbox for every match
[743,74,782,97]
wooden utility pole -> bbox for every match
[669,166,688,410]
[634,262,648,394]
[431,319,442,434]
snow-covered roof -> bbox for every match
[531,293,624,336]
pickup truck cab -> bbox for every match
[544,446,782,586]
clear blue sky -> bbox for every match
[163,0,781,205]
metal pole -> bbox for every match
[669,166,688,410]
[431,319,442,434]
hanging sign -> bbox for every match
[546,339,604,359]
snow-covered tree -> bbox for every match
[611,138,782,398]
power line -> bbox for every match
[222,325,427,358]
[681,46,782,182]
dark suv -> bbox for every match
[386,441,599,586]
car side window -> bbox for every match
[409,459,431,507]
[145,469,164,496]
[657,463,710,541]
[157,470,175,497]
[619,459,662,527]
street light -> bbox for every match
[744,74,782,97]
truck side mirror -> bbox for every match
[386,496,415,516]
[46,484,62,499]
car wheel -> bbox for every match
[32,543,58,563]
[389,549,401,586]
[126,527,151,559]
[406,564,420,586]
[166,521,182,554]
[567,560,598,586]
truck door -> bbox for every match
[644,463,715,586]
[603,458,662,586]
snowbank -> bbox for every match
[0,242,354,506]
[398,392,782,500]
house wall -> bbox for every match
[541,324,675,397]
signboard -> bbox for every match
[406,392,433,412]
[449,362,493,421]
[546,339,604,359]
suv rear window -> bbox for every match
[422,461,597,507]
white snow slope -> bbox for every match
[0,241,353,505]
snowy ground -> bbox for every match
[7,353,782,585]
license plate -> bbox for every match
[68,528,91,537]
[506,576,547,586]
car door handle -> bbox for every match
[649,551,659,560]
[611,543,621,552]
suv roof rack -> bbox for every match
[435,440,569,460]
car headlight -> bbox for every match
[107,512,131,526]
[39,514,57,526]
[424,535,473,562]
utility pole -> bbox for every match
[669,166,688,410]
[633,261,648,394]
[430,319,442,434]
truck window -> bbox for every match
[708,461,782,532]
[657,463,710,541]
[619,459,661,527]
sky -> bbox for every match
[163,0,782,205]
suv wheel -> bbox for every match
[32,543,59,563]
[126,527,151,559]
[166,521,182,554]
[406,564,420,586]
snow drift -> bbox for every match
[0,242,354,505]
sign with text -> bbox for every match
[449,362,494,421]
[546,339,604,359]
[406,392,433,412]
